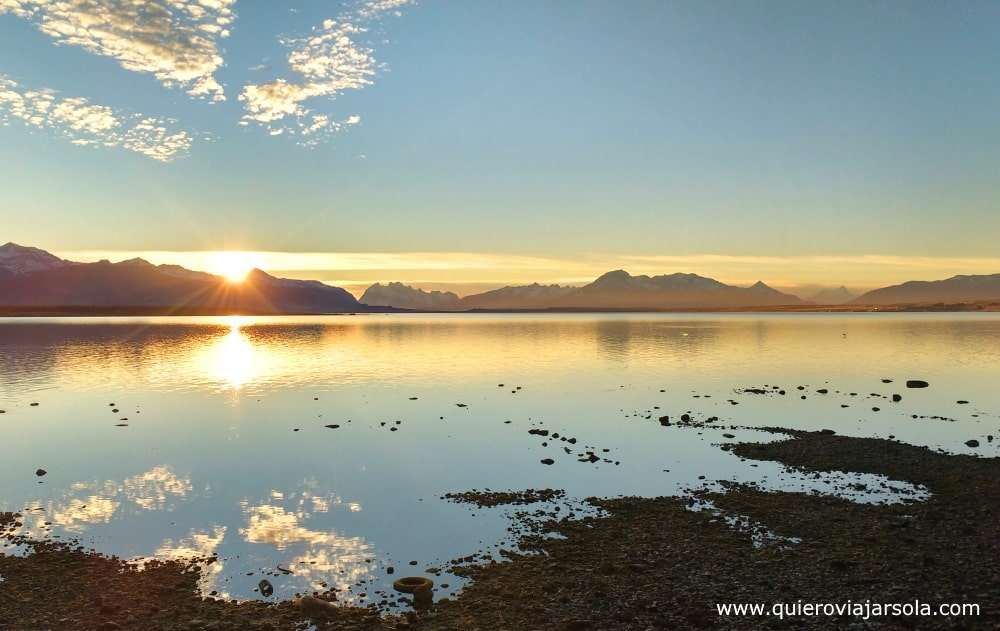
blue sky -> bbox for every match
[1,1,999,293]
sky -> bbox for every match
[1,0,999,297]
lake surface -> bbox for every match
[1,313,997,606]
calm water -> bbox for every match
[1,314,998,605]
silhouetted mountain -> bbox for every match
[0,242,69,275]
[365,271,805,310]
[809,286,857,305]
[361,282,461,310]
[0,244,362,314]
[853,274,1000,305]
[549,271,804,309]
[459,283,576,310]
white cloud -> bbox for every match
[355,0,412,19]
[238,0,411,145]
[0,0,236,101]
[0,74,192,161]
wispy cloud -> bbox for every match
[0,0,236,101]
[0,74,192,161]
[238,0,412,145]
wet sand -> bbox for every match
[2,427,996,630]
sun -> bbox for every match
[210,251,260,283]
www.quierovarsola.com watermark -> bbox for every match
[716,600,981,621]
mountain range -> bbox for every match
[3,242,999,313]
[0,242,362,314]
[851,274,1000,305]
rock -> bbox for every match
[35,468,46,477]
[965,440,980,448]
[540,458,555,465]
[324,424,340,429]
[658,416,670,426]
[296,595,338,619]
[892,394,902,402]
[722,433,735,439]
[906,380,929,388]
[956,400,969,404]
[258,579,273,597]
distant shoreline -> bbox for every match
[1,301,998,317]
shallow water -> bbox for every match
[0,313,997,605]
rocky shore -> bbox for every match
[2,428,996,630]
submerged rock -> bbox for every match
[906,380,930,388]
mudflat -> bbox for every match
[2,427,996,630]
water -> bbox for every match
[0,313,997,605]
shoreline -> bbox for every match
[0,301,998,318]
[2,428,996,630]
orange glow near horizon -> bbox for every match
[209,251,261,283]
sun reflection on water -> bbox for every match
[207,317,256,392]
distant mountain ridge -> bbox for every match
[361,282,460,310]
[5,243,1000,313]
[362,271,805,311]
[853,274,1000,305]
[0,242,363,314]
[810,286,857,305]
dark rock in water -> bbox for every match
[409,397,418,400]
[722,433,735,439]
[528,429,549,437]
[324,424,340,429]
[681,414,691,422]
[882,379,893,383]
[819,429,836,435]
[386,566,395,574]
[658,416,670,426]
[906,380,929,388]
[258,579,274,597]
[816,389,828,394]
[892,394,902,402]
[30,402,39,406]
[956,400,969,405]
[965,440,980,448]
[540,458,555,465]
[0,409,5,413]
[35,468,47,476]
